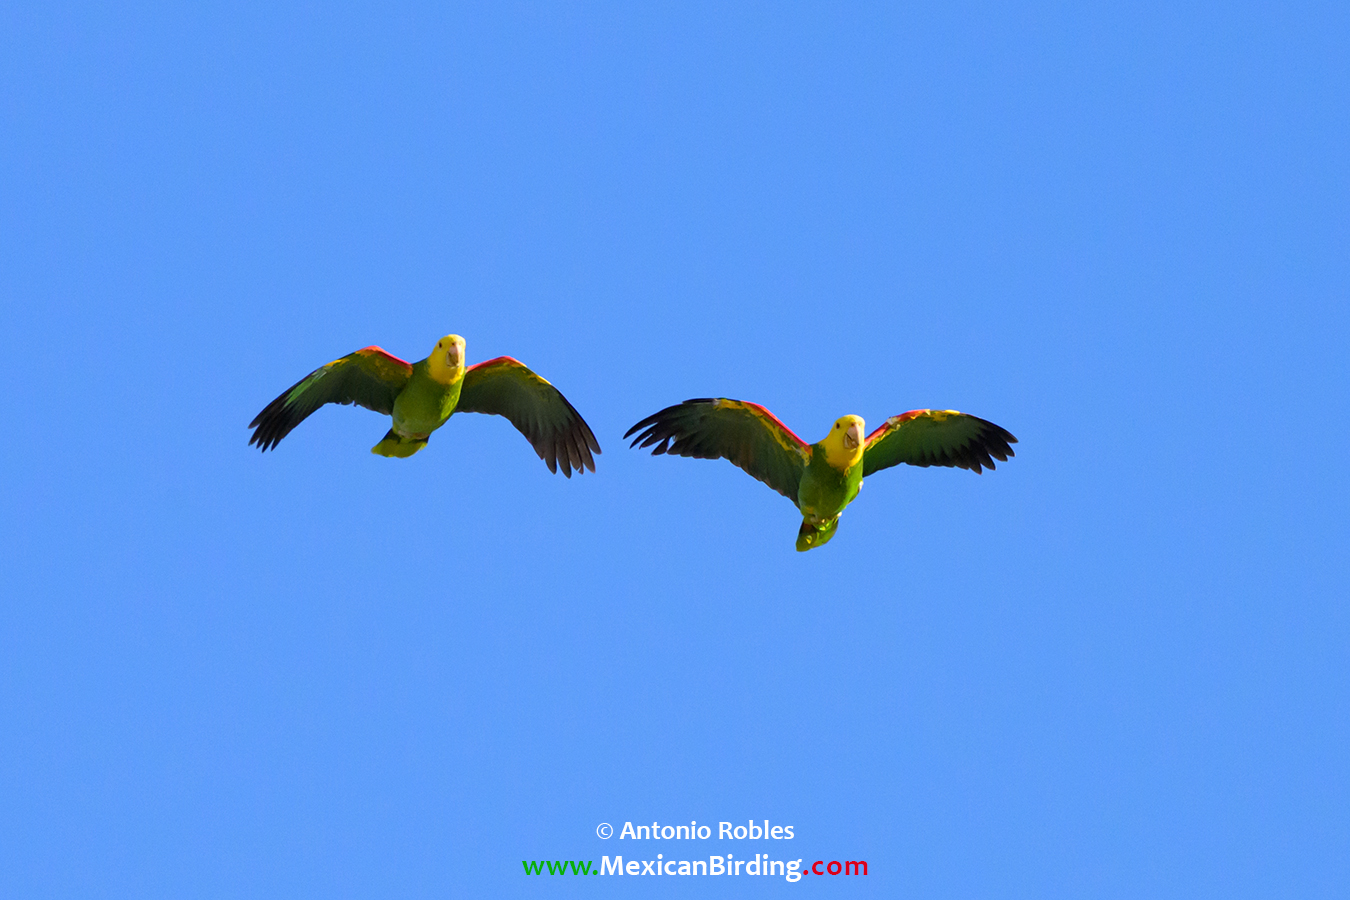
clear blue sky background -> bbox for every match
[2,2,1347,897]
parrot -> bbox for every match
[249,335,600,476]
[625,399,1015,550]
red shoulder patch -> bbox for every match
[465,355,522,372]
[865,409,929,443]
[355,346,411,366]
[722,399,809,449]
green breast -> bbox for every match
[392,362,463,437]
[797,445,863,519]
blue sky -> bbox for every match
[2,2,1347,897]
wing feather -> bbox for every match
[624,398,811,504]
[862,409,1016,477]
[455,357,600,477]
[248,346,413,451]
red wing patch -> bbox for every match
[865,409,929,445]
[465,355,522,373]
[721,399,810,449]
[354,346,412,366]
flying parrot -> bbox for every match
[249,335,600,476]
[625,399,1015,550]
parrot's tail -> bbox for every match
[371,429,428,458]
[795,517,839,552]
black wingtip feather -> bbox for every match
[247,392,304,452]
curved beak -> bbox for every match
[844,421,862,450]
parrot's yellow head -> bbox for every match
[821,414,866,471]
[428,334,466,384]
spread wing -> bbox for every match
[862,409,1016,476]
[455,356,600,477]
[624,398,811,504]
[248,346,413,451]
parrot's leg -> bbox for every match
[371,429,429,458]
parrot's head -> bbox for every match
[821,414,866,471]
[429,334,466,383]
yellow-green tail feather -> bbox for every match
[796,517,839,552]
[371,429,427,458]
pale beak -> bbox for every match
[844,422,862,450]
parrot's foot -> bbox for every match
[371,429,428,458]
[796,517,839,552]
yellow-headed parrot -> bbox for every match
[626,399,1015,550]
[249,335,600,476]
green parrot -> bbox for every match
[249,335,600,476]
[626,399,1015,550]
